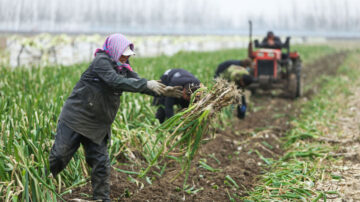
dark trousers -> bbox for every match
[49,121,110,201]
[237,95,247,119]
[155,107,166,123]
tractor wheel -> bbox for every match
[288,72,302,99]
[288,73,297,99]
[295,69,302,97]
[294,61,302,98]
[250,88,256,95]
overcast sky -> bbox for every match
[223,0,358,17]
[0,0,359,36]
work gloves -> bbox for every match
[147,80,183,98]
[163,86,183,98]
[147,80,166,95]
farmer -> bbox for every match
[215,58,253,78]
[260,31,282,49]
[153,68,201,123]
[215,59,253,119]
[48,34,182,201]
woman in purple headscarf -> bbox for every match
[48,34,182,201]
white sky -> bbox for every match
[0,0,359,35]
[213,0,360,33]
[221,0,358,15]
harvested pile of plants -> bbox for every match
[141,79,242,181]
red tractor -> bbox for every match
[247,22,302,98]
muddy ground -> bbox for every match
[63,52,347,201]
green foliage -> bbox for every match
[291,44,336,63]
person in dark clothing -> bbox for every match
[260,31,282,49]
[215,59,253,119]
[215,58,252,78]
[154,68,201,123]
[48,34,181,201]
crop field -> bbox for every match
[1,43,360,201]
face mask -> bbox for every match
[116,61,123,66]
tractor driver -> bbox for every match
[260,31,282,49]
[215,59,253,119]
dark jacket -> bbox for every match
[260,36,282,49]
[160,68,200,87]
[59,51,155,145]
[155,69,200,122]
[215,60,249,78]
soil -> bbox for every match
[63,52,348,202]
[316,85,360,201]
[314,53,360,201]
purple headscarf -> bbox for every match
[94,34,134,71]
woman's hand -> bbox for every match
[147,80,166,95]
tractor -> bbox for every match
[247,22,302,98]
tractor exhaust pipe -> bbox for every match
[248,20,253,59]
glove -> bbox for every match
[147,80,166,95]
[163,86,183,98]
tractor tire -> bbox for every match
[288,73,297,99]
[250,88,256,95]
[294,61,302,98]
[295,69,302,97]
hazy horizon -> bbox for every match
[0,0,359,37]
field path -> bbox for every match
[314,55,360,201]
